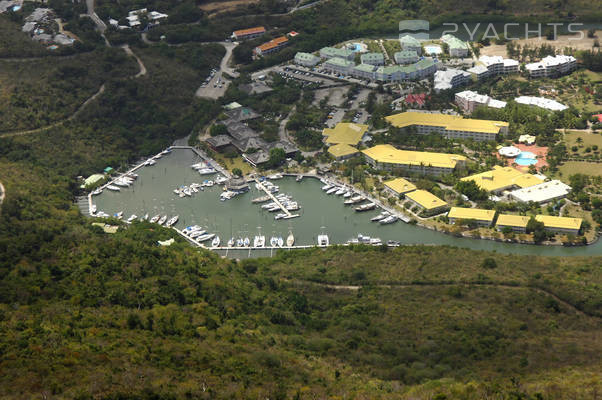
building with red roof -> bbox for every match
[253,36,289,56]
[232,26,266,41]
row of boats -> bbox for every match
[183,228,296,248]
[191,162,217,175]
[93,211,179,228]
[321,181,398,223]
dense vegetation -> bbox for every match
[1,1,601,398]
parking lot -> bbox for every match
[195,68,230,99]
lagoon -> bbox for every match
[93,149,602,257]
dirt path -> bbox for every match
[285,279,598,319]
[0,181,5,209]
[122,45,147,77]
[0,84,106,138]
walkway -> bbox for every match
[254,178,298,218]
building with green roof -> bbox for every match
[352,63,377,80]
[441,34,469,57]
[360,52,385,66]
[394,50,418,64]
[323,57,355,75]
[399,35,422,54]
[294,52,320,67]
[319,47,355,61]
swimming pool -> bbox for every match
[515,151,537,166]
[424,45,442,55]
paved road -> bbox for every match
[86,0,106,33]
[195,42,238,99]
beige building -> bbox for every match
[362,145,466,176]
[448,207,496,227]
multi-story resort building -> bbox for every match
[322,57,438,82]
[474,55,520,79]
[394,50,419,64]
[433,68,472,92]
[441,34,469,57]
[406,190,448,214]
[508,180,572,204]
[322,57,355,75]
[385,111,509,142]
[327,143,360,161]
[294,52,321,67]
[383,177,417,197]
[514,96,568,111]
[319,47,355,61]
[253,36,288,56]
[322,122,369,146]
[525,55,577,78]
[360,52,385,66]
[496,214,581,235]
[461,166,544,194]
[447,207,496,227]
[362,144,467,176]
[455,90,507,113]
[232,26,266,41]
[399,35,422,54]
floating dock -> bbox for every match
[254,178,300,219]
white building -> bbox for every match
[323,57,355,75]
[394,50,418,64]
[399,35,422,55]
[509,180,572,204]
[433,69,471,92]
[294,52,320,67]
[479,55,519,75]
[467,64,489,81]
[455,90,507,113]
[525,55,577,78]
[515,96,568,111]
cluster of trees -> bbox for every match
[579,49,602,72]
[506,42,562,62]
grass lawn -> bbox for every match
[563,203,596,241]
[582,69,602,83]
[212,153,254,175]
[557,161,602,180]
[564,131,602,157]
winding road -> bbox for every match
[0,181,5,209]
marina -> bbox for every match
[89,148,602,257]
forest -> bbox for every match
[0,0,601,398]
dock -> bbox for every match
[254,178,300,219]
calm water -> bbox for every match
[93,149,602,257]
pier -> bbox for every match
[254,178,300,219]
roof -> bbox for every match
[324,57,354,68]
[385,111,508,135]
[206,135,232,148]
[535,215,582,231]
[328,143,359,158]
[294,52,320,62]
[224,107,260,122]
[406,190,447,210]
[257,36,288,52]
[448,207,495,222]
[496,214,530,228]
[320,47,354,58]
[233,26,265,36]
[510,180,571,203]
[515,96,568,111]
[354,63,376,73]
[323,123,368,145]
[384,178,417,194]
[461,166,544,192]
[362,144,466,169]
[361,52,384,62]
[399,34,421,47]
[526,55,576,71]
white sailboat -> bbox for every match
[286,232,295,247]
[211,236,220,247]
[158,215,168,225]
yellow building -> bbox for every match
[461,166,544,194]
[383,177,417,196]
[327,143,359,161]
[448,207,496,227]
[323,122,369,146]
[496,214,530,233]
[406,190,448,214]
[385,111,509,142]
[535,215,582,235]
[362,144,466,176]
